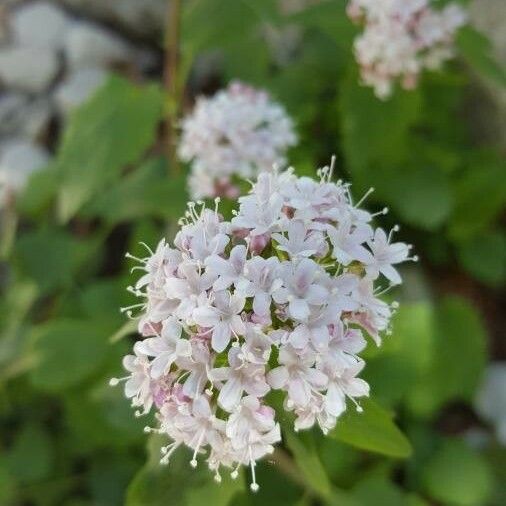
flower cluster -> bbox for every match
[347,0,467,99]
[178,81,297,200]
[111,163,415,490]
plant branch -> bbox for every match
[164,0,182,174]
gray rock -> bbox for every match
[52,0,167,41]
[0,46,60,93]
[54,67,107,114]
[11,1,70,50]
[0,140,50,198]
[64,21,130,69]
[0,92,52,140]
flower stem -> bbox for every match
[164,0,182,175]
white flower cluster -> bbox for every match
[178,81,297,200]
[347,0,467,99]
[112,163,416,490]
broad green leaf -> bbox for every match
[378,165,453,230]
[407,296,487,417]
[284,431,332,499]
[84,158,188,224]
[457,26,506,88]
[457,230,506,287]
[449,151,506,240]
[422,439,493,506]
[350,475,406,506]
[56,76,162,222]
[126,435,243,506]
[30,319,108,392]
[339,68,421,185]
[6,424,54,483]
[15,228,100,294]
[364,302,435,406]
[330,398,412,458]
[183,0,272,83]
[16,165,59,218]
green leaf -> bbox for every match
[30,319,108,392]
[6,424,54,483]
[378,165,453,230]
[284,431,332,499]
[330,398,412,458]
[449,151,506,240]
[339,68,421,184]
[183,0,272,83]
[457,26,506,87]
[422,439,493,506]
[364,302,435,406]
[56,76,162,222]
[15,228,98,294]
[126,435,243,506]
[407,296,487,417]
[458,230,506,287]
[16,165,59,218]
[84,158,188,225]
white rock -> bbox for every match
[54,67,107,114]
[11,1,70,50]
[64,21,130,69]
[0,140,50,203]
[0,93,52,140]
[0,46,59,93]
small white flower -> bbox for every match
[273,259,329,321]
[135,319,191,379]
[212,348,270,413]
[365,228,410,285]
[179,81,297,199]
[267,345,327,409]
[193,291,246,352]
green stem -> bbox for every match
[164,0,182,175]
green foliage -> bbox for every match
[30,319,109,392]
[422,439,494,505]
[330,399,412,458]
[407,295,488,417]
[56,76,163,222]
[457,26,506,87]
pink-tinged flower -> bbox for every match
[135,319,191,379]
[273,259,328,321]
[237,256,282,317]
[321,359,370,417]
[179,81,297,200]
[348,0,467,98]
[327,218,373,266]
[114,163,413,489]
[212,348,270,413]
[193,291,246,352]
[272,220,325,259]
[365,228,410,285]
[267,345,327,408]
[205,245,248,291]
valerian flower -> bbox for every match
[179,81,297,199]
[112,161,416,490]
[347,0,467,99]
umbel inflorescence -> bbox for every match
[111,162,416,490]
[347,0,467,99]
[178,81,297,200]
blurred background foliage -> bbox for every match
[0,0,505,505]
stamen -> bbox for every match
[249,446,259,492]
[355,187,374,208]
